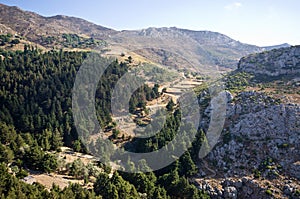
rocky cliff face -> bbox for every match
[195,46,300,199]
[197,91,299,198]
[195,92,300,199]
[211,91,299,177]
[238,46,300,76]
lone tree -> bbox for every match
[166,99,175,111]
[127,56,133,63]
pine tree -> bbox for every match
[166,99,175,111]
[40,129,51,151]
[179,151,198,177]
[51,128,63,151]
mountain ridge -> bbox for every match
[0,3,291,70]
[0,3,116,40]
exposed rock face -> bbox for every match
[196,91,300,198]
[212,92,299,177]
[238,46,300,76]
[195,177,299,199]
[223,186,237,199]
[195,46,300,197]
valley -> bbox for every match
[0,3,299,199]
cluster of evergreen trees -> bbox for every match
[0,46,209,198]
[94,162,208,199]
[0,46,147,146]
[0,163,100,198]
[40,33,105,49]
[0,33,20,46]
[129,83,160,113]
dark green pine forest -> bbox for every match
[0,46,209,198]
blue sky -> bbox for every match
[1,0,299,46]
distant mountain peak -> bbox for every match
[262,43,291,51]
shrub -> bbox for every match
[253,169,261,178]
[11,39,20,45]
[265,189,272,195]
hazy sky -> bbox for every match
[1,0,299,46]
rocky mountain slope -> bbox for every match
[195,46,300,198]
[0,3,288,71]
[108,27,262,71]
[0,4,116,40]
[238,45,300,76]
